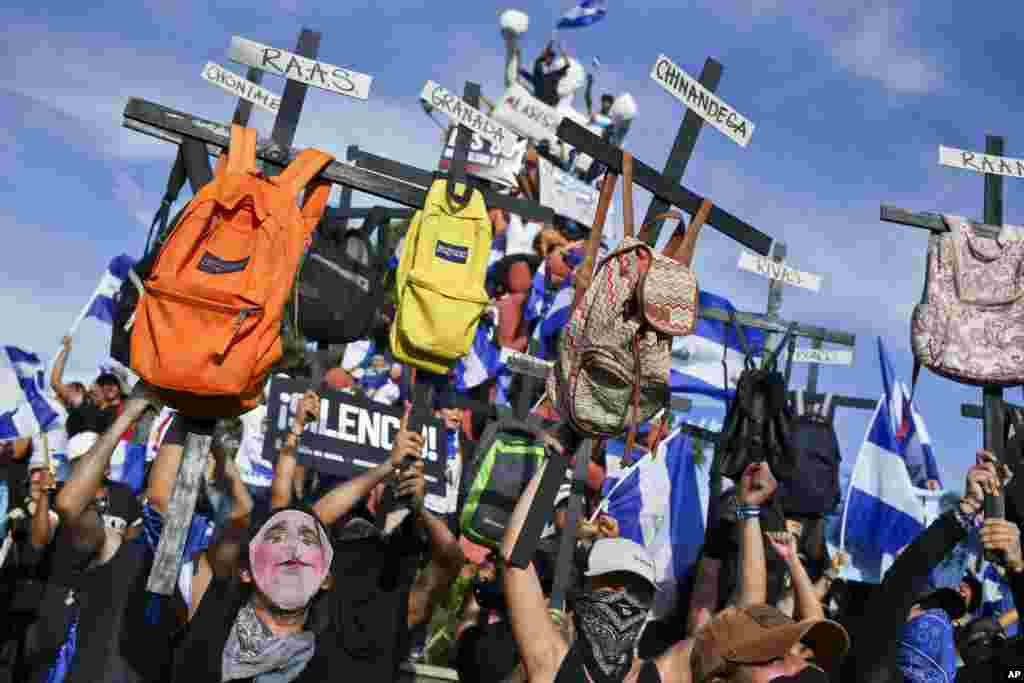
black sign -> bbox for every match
[261,377,446,497]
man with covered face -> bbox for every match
[501,450,700,683]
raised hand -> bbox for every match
[292,391,320,434]
[767,530,799,563]
[737,462,778,507]
[981,518,1024,573]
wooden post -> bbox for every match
[983,135,1006,461]
[638,57,723,246]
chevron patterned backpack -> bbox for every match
[548,152,709,452]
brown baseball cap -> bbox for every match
[691,605,849,682]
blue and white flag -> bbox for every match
[597,429,709,619]
[82,254,136,326]
[109,442,148,495]
[840,342,928,583]
[454,319,511,392]
[978,560,1018,637]
[879,338,942,489]
[671,291,765,402]
[0,346,63,442]
[557,0,608,29]
[341,339,375,371]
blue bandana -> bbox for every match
[898,608,957,683]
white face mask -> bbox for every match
[248,510,333,611]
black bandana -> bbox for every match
[773,667,829,683]
[570,589,648,683]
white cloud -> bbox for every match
[829,6,944,95]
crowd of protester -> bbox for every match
[2,34,1023,683]
[2,195,1024,682]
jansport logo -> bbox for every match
[435,241,469,264]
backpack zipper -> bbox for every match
[219,308,260,359]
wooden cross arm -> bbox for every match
[323,206,413,221]
[556,118,773,255]
[787,391,876,412]
[880,204,1001,239]
[122,98,554,223]
[699,307,856,346]
[961,402,1024,420]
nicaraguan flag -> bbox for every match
[341,339,375,371]
[109,442,148,495]
[85,254,136,325]
[671,291,765,402]
[0,346,63,441]
[840,342,927,583]
[978,560,1018,637]
[878,338,942,489]
[454,319,511,392]
[597,429,709,619]
[557,0,608,29]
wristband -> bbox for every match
[736,505,762,521]
[953,505,981,532]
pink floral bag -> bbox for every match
[911,215,1024,386]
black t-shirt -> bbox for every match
[702,490,788,610]
[169,517,425,683]
[65,401,113,439]
[456,619,520,683]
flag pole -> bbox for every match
[66,275,106,339]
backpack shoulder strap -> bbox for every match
[663,199,712,267]
[225,125,258,176]
[276,148,336,234]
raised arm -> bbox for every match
[734,462,777,608]
[28,468,59,550]
[501,457,565,682]
[311,418,422,525]
[409,505,466,629]
[55,393,149,556]
[49,336,74,406]
[768,531,824,621]
[270,390,320,510]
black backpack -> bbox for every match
[293,207,391,345]
[110,140,212,367]
[777,391,842,518]
[715,319,797,482]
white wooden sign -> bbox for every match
[650,54,754,148]
[229,35,373,100]
[537,156,614,227]
[421,81,517,156]
[939,145,1024,179]
[201,62,281,114]
[492,82,562,146]
[736,251,822,292]
[791,348,854,366]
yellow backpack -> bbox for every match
[390,180,492,374]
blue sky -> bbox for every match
[3,0,1021,493]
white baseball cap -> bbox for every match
[67,431,100,461]
[585,537,656,590]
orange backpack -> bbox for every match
[130,125,334,418]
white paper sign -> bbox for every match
[737,251,822,292]
[201,62,281,113]
[493,82,563,145]
[939,145,1024,179]
[229,35,373,100]
[440,128,527,189]
[791,348,854,366]
[650,54,754,148]
[537,157,614,227]
[421,80,517,156]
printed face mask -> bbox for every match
[249,510,333,611]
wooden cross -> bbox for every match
[142,28,326,598]
[507,53,772,573]
[880,135,1010,462]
